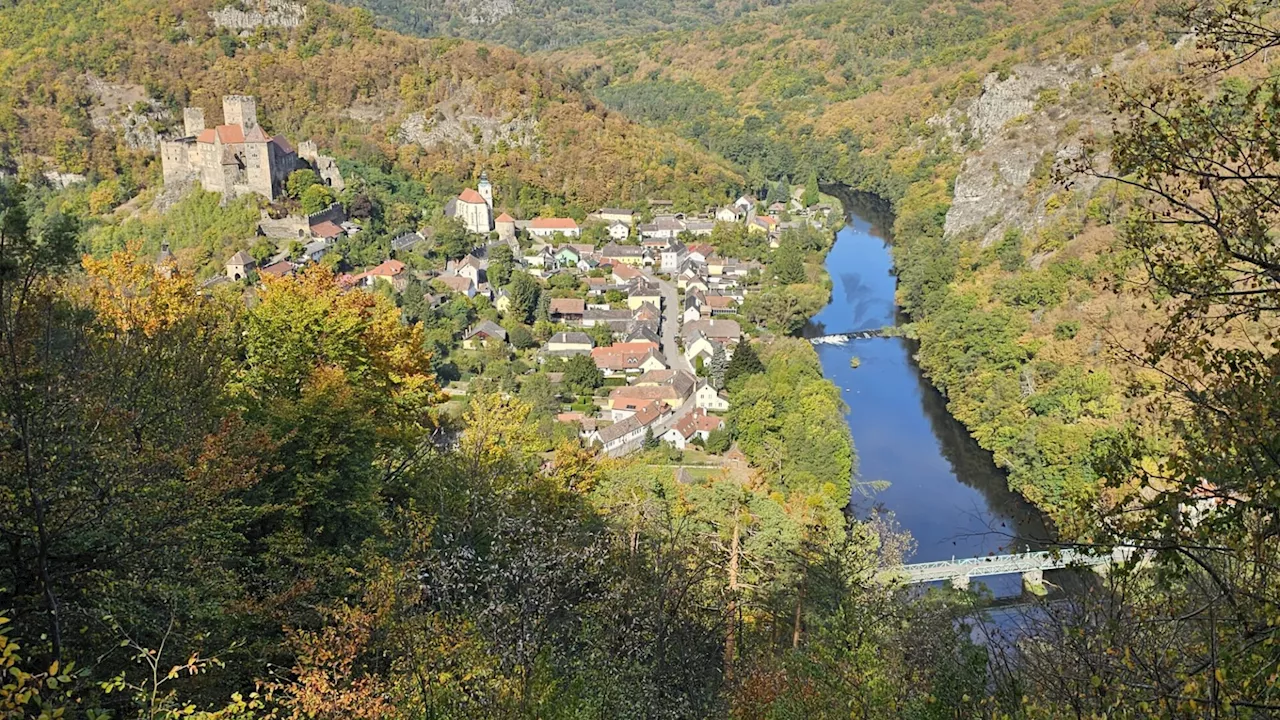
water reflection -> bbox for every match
[808,191,1051,571]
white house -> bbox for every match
[694,381,730,412]
[528,217,581,239]
[660,241,687,273]
[607,221,630,241]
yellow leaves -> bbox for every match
[80,241,206,337]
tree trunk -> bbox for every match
[724,518,740,682]
[791,582,804,649]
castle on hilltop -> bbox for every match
[160,95,343,202]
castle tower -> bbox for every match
[223,95,258,130]
[478,171,493,208]
[183,107,205,137]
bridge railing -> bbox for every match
[893,547,1129,584]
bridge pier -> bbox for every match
[1022,568,1047,596]
[950,573,970,591]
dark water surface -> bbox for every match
[805,197,1050,583]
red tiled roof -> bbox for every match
[260,260,296,278]
[496,212,515,223]
[368,259,405,277]
[197,125,246,144]
[459,188,486,204]
[549,298,585,314]
[531,217,579,230]
[310,220,344,239]
[612,264,643,280]
[438,276,473,293]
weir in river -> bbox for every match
[807,191,1052,596]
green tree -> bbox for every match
[563,354,603,395]
[801,169,820,207]
[771,242,805,284]
[507,271,542,323]
[725,340,765,385]
[300,183,335,214]
[287,169,320,199]
[488,244,514,286]
[709,343,728,390]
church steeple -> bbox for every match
[477,171,493,208]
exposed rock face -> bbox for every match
[454,0,516,25]
[398,89,535,151]
[940,62,1106,246]
[209,1,305,30]
[85,74,172,152]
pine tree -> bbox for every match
[802,169,820,208]
[709,344,728,390]
[771,242,805,285]
[643,426,659,450]
[724,340,765,384]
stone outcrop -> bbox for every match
[398,88,535,152]
[86,74,171,152]
[209,1,305,30]
[939,62,1106,246]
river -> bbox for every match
[804,194,1050,592]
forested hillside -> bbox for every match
[0,0,740,210]
[550,0,1182,528]
[344,0,801,51]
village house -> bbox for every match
[549,298,586,323]
[632,303,662,333]
[682,293,703,324]
[694,381,731,412]
[582,307,637,332]
[661,409,725,450]
[749,215,778,235]
[607,383,688,419]
[595,208,635,226]
[494,289,512,313]
[600,243,647,267]
[585,400,671,455]
[392,231,424,254]
[626,326,662,347]
[703,293,738,315]
[610,263,645,283]
[160,95,343,202]
[436,275,477,298]
[660,241,687,273]
[607,221,630,241]
[462,321,508,349]
[352,259,407,289]
[683,219,715,236]
[226,250,255,281]
[683,332,726,366]
[591,343,668,376]
[528,217,581,239]
[542,331,594,358]
[687,244,714,264]
[626,280,663,311]
[716,205,745,223]
[734,195,757,214]
[553,246,583,267]
[447,255,486,285]
[682,318,742,346]
[632,368,697,399]
[260,260,296,279]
